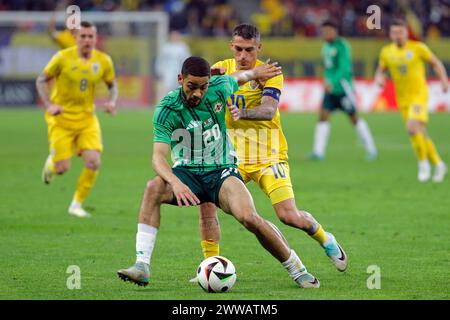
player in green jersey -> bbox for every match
[310,19,377,161]
[117,57,321,288]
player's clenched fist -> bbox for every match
[228,104,241,121]
[104,101,117,115]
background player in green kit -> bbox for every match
[310,19,377,161]
[117,57,321,288]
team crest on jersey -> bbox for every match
[249,80,260,90]
[214,101,223,113]
[91,63,100,73]
[329,47,337,56]
[406,50,413,60]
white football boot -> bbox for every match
[322,232,348,272]
[117,262,150,287]
[295,271,320,288]
[41,154,54,185]
[68,206,92,218]
[418,160,431,183]
[432,162,447,183]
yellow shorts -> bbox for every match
[239,161,294,205]
[400,103,428,123]
[45,113,103,162]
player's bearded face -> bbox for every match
[76,27,97,55]
[179,75,210,107]
[230,36,261,70]
[390,26,408,46]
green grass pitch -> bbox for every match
[0,109,449,300]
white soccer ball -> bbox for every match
[197,256,236,293]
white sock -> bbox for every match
[70,200,82,209]
[313,121,330,157]
[436,160,446,168]
[282,250,307,280]
[356,119,377,155]
[136,223,158,265]
[419,159,430,169]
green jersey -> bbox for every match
[322,37,353,95]
[153,75,239,172]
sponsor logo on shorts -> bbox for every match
[221,167,238,179]
[413,105,421,114]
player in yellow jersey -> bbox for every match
[195,24,347,274]
[48,13,76,49]
[36,21,118,218]
[375,18,448,182]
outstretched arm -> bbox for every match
[230,59,282,86]
[429,53,449,93]
[152,142,200,207]
[47,14,57,39]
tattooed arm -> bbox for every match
[230,95,279,121]
[103,80,118,115]
[36,73,63,115]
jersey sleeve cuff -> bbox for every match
[153,138,171,145]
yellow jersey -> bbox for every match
[379,40,433,107]
[44,46,115,122]
[53,30,76,50]
[212,59,287,165]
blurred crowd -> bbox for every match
[0,0,449,38]
[276,0,450,38]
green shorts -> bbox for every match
[171,166,243,208]
[322,93,356,115]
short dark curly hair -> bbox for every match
[181,56,211,77]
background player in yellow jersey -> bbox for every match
[375,18,448,182]
[196,24,347,272]
[36,21,118,218]
[47,12,76,50]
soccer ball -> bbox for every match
[196,256,236,293]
